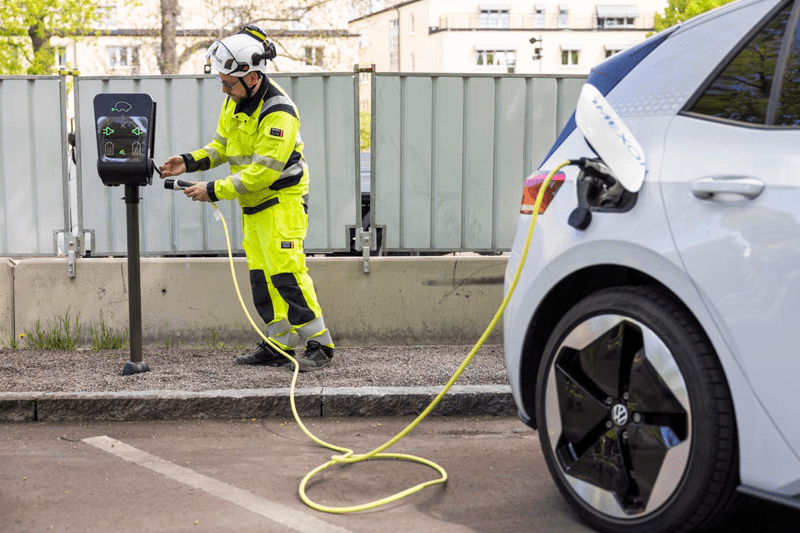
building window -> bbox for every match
[605,46,627,58]
[389,19,399,70]
[480,8,510,29]
[561,49,579,66]
[95,5,117,29]
[304,46,324,66]
[476,49,516,73]
[54,46,67,68]
[107,46,139,69]
[410,52,415,71]
[534,8,545,28]
[558,6,569,28]
[599,17,635,29]
[596,6,639,30]
[359,30,369,49]
[409,13,415,34]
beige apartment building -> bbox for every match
[350,0,668,86]
[49,0,361,77]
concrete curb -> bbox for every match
[0,385,515,422]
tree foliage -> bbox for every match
[0,0,100,74]
[654,0,737,32]
[156,0,365,74]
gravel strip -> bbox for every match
[0,345,508,393]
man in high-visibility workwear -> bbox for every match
[159,25,334,371]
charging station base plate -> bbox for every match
[122,361,150,376]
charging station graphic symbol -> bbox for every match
[103,126,115,136]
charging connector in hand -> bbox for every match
[164,179,194,191]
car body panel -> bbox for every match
[662,115,800,479]
[504,0,800,505]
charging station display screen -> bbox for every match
[97,116,148,163]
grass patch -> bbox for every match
[89,313,128,351]
[205,330,225,350]
[23,309,82,350]
[0,327,24,349]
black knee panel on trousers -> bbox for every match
[271,272,316,326]
[250,270,274,324]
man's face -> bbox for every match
[218,72,256,103]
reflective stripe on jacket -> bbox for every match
[183,77,309,208]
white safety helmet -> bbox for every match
[205,25,277,77]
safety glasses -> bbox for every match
[215,75,238,89]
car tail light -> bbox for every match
[521,172,566,214]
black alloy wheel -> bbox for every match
[536,287,739,533]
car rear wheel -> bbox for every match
[536,286,738,533]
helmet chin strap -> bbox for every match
[238,72,262,100]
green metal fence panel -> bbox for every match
[371,73,586,253]
[0,76,67,256]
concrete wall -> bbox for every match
[1,259,14,343]
[4,256,508,348]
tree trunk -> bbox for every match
[28,22,53,75]
[159,0,180,74]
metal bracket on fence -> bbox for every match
[53,230,81,278]
[354,227,377,274]
[53,229,95,278]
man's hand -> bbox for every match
[159,156,186,178]
[185,182,210,202]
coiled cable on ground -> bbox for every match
[209,159,572,513]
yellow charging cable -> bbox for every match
[209,159,571,514]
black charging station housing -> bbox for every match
[92,93,157,375]
[93,93,157,186]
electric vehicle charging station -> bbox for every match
[93,93,157,376]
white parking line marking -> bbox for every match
[82,435,352,533]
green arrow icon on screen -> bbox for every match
[102,126,114,136]
[119,149,126,155]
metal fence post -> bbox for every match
[58,70,81,277]
[353,64,378,273]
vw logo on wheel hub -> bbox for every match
[612,404,629,426]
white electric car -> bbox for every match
[503,1,800,532]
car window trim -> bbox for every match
[680,110,800,129]
[766,0,800,124]
[679,0,796,124]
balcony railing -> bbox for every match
[433,13,655,32]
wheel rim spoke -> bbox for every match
[628,345,686,418]
[548,315,692,518]
[554,363,609,444]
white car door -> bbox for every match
[660,4,800,458]
[662,116,800,457]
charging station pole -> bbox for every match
[123,183,147,375]
[93,93,156,376]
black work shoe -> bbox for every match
[234,341,295,366]
[294,340,334,372]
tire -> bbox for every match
[535,286,738,533]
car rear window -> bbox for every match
[540,26,677,166]
[688,1,794,125]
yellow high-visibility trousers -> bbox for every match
[242,196,333,350]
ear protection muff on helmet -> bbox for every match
[237,24,277,67]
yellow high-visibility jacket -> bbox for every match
[182,76,309,208]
